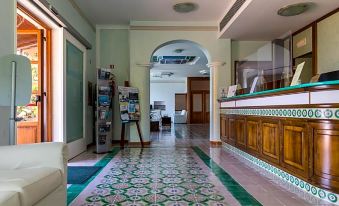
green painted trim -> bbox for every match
[67,148,120,205]
[192,146,262,206]
[220,80,339,101]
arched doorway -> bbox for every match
[149,40,212,144]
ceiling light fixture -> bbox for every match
[199,70,209,75]
[174,49,185,53]
[278,2,314,17]
[173,2,198,13]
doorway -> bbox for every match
[16,6,52,144]
[188,77,210,124]
[149,40,211,140]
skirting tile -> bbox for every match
[220,108,339,120]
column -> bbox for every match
[207,62,225,146]
[129,63,152,144]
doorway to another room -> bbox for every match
[149,40,210,144]
[16,6,52,144]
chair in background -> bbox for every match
[174,110,188,124]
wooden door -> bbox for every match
[190,92,203,123]
[204,92,210,123]
[190,91,209,124]
[16,30,44,144]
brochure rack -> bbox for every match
[95,68,114,153]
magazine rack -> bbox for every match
[95,68,114,153]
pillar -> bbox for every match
[207,62,225,146]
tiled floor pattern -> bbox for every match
[68,124,334,206]
[69,147,245,205]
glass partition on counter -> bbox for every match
[232,25,315,95]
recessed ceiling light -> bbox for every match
[278,2,314,17]
[173,2,198,13]
[199,70,209,75]
[174,49,185,53]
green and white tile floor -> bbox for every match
[68,147,261,205]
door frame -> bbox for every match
[16,29,43,143]
[63,29,87,159]
[17,4,53,142]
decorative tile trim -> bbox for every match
[222,143,339,205]
[221,108,339,120]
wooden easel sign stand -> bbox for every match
[118,82,144,148]
[120,120,144,148]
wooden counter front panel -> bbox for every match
[236,118,246,150]
[281,121,309,178]
[246,119,261,156]
[220,115,227,143]
[261,120,280,165]
[310,123,339,192]
[220,113,339,193]
[228,117,236,145]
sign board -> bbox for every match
[118,86,140,122]
[291,62,305,86]
[227,85,238,98]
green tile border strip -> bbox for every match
[67,148,120,205]
[192,146,262,206]
[222,143,339,205]
[221,108,339,120]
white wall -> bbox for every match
[150,81,187,119]
[0,0,16,146]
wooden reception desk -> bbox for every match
[219,81,339,195]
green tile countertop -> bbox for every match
[219,80,339,102]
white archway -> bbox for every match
[129,29,231,144]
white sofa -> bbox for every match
[0,143,68,206]
[174,110,188,124]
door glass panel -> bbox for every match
[66,41,83,143]
[16,33,40,144]
[205,93,210,112]
[192,94,202,112]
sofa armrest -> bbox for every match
[0,143,68,175]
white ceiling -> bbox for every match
[74,0,230,25]
[151,41,209,82]
[220,0,339,40]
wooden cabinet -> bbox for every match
[281,121,309,178]
[236,118,246,150]
[220,113,339,193]
[246,119,261,156]
[220,115,227,142]
[228,116,236,145]
[261,119,280,165]
[310,122,339,192]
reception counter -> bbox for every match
[219,81,339,203]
